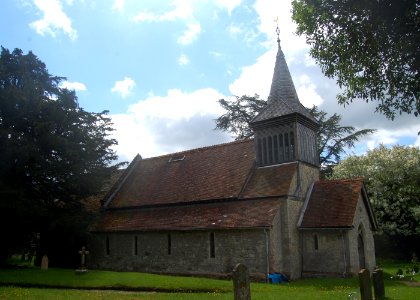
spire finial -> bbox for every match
[274,16,280,46]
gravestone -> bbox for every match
[78,246,89,269]
[41,255,48,270]
[358,269,373,300]
[372,268,385,300]
[76,246,89,274]
[232,263,251,300]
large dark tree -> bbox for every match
[215,95,375,169]
[0,47,120,266]
[292,0,419,119]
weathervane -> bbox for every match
[274,16,280,46]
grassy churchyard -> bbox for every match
[0,260,419,299]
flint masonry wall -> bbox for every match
[348,195,376,274]
[89,229,268,277]
[301,230,349,275]
[301,194,376,276]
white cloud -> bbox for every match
[414,136,420,148]
[254,0,308,54]
[304,53,317,67]
[295,74,324,107]
[133,1,193,22]
[178,54,189,65]
[30,0,77,41]
[177,22,201,45]
[60,81,87,91]
[111,77,136,98]
[110,88,232,161]
[229,24,242,36]
[216,0,242,15]
[363,126,420,150]
[132,1,200,45]
[229,49,275,98]
[112,0,124,12]
[132,11,157,22]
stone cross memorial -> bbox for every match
[232,263,251,300]
[78,246,89,270]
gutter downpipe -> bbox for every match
[341,230,347,277]
[264,229,269,282]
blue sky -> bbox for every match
[1,0,419,162]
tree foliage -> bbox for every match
[0,47,120,265]
[330,145,420,236]
[215,95,375,167]
[215,94,266,140]
[308,106,375,166]
[292,0,420,119]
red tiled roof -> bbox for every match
[95,199,281,231]
[107,140,298,209]
[299,178,364,228]
[96,140,301,231]
[241,163,296,198]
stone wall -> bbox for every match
[301,230,349,275]
[301,194,376,276]
[89,229,269,277]
[348,195,376,274]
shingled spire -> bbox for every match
[251,27,319,167]
[252,34,317,124]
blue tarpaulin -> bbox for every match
[268,273,288,284]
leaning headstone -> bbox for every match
[232,263,251,300]
[41,255,48,270]
[358,269,373,300]
[372,268,385,300]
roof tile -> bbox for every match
[96,199,281,231]
[300,178,364,228]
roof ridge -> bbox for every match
[318,177,365,184]
[142,139,254,161]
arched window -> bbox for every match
[284,132,289,161]
[133,236,138,256]
[167,234,172,255]
[209,232,215,258]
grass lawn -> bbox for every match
[0,265,419,299]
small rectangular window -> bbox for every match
[314,234,319,251]
[167,234,172,255]
[106,236,110,256]
[210,232,215,258]
[134,236,138,256]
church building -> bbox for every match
[89,37,377,279]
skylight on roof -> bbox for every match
[168,155,185,162]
